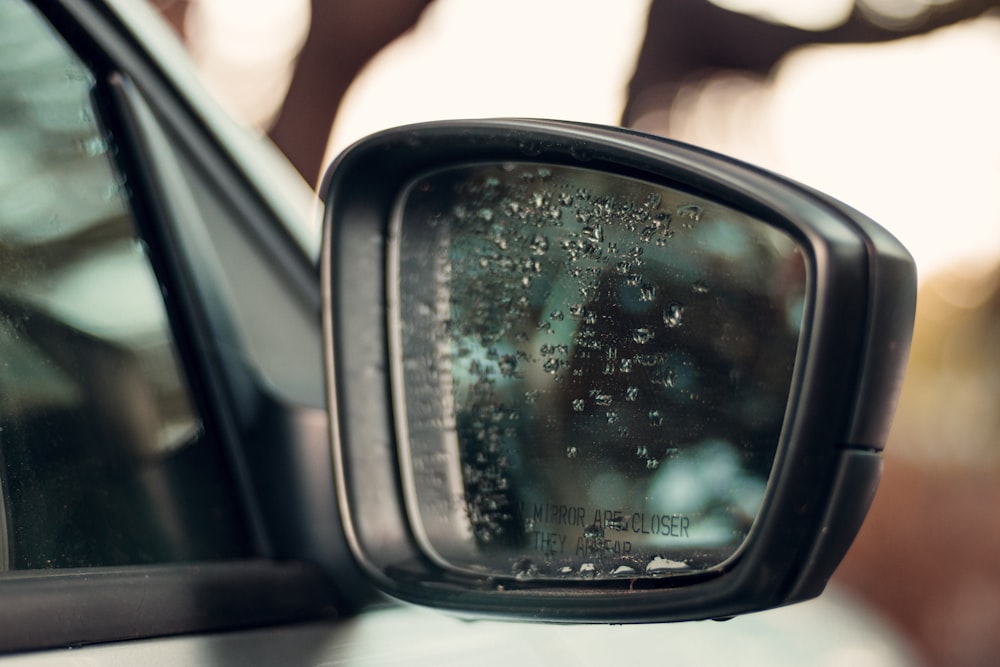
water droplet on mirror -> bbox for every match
[591,391,612,407]
[635,445,648,458]
[566,446,578,459]
[103,182,124,202]
[645,556,689,573]
[512,558,536,578]
[639,284,656,302]
[530,234,549,255]
[478,208,494,221]
[676,204,703,223]
[692,280,710,294]
[646,458,660,470]
[498,355,518,377]
[572,398,585,412]
[579,563,596,577]
[663,303,684,328]
[582,225,603,244]
[606,411,619,424]
[612,565,636,576]
[80,136,108,156]
[543,358,563,374]
[648,410,663,426]
[583,523,604,540]
[632,328,654,345]
[549,310,564,321]
[626,386,639,402]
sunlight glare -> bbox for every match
[327,0,651,159]
[707,0,854,30]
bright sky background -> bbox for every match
[326,0,651,155]
[187,0,1000,283]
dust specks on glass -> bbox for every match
[0,1,249,568]
[393,162,806,580]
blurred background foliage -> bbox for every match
[153,0,1000,664]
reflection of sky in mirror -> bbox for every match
[188,0,1000,282]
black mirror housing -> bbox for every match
[320,119,915,622]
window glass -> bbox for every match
[0,0,250,568]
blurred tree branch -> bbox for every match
[624,0,1000,129]
[267,0,433,184]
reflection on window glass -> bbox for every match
[0,1,249,568]
[395,162,806,580]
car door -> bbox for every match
[0,0,348,652]
[0,1,919,665]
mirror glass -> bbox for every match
[391,162,806,580]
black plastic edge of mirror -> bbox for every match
[320,119,916,622]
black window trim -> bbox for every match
[0,561,333,652]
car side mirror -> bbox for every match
[319,120,915,622]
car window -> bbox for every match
[0,0,250,569]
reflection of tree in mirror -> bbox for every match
[399,162,806,576]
